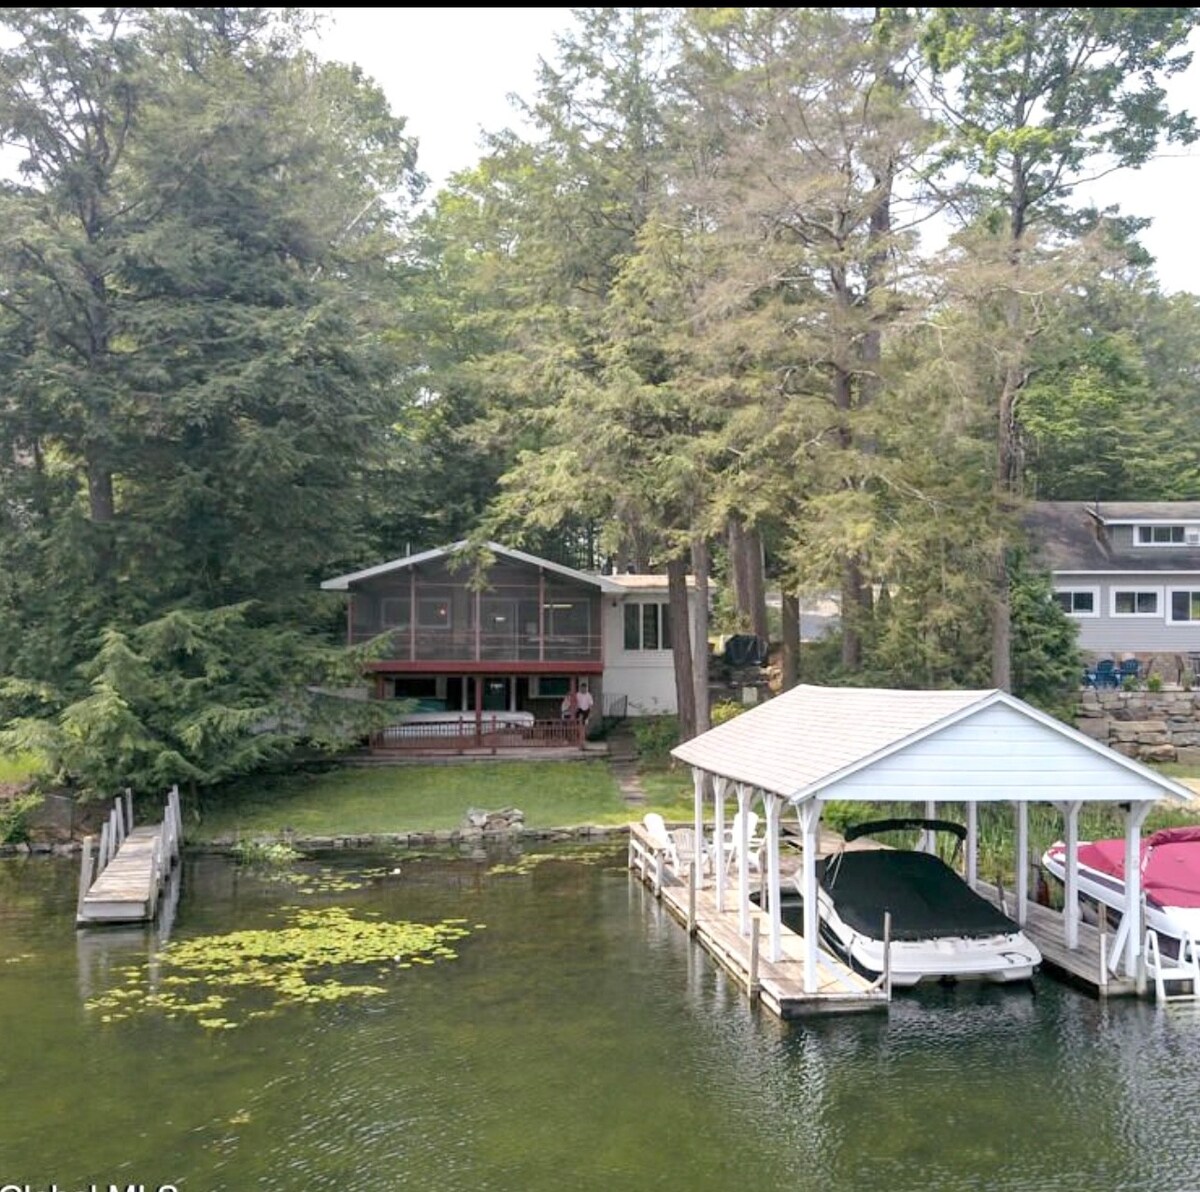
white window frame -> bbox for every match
[1110,587,1163,617]
[622,601,672,652]
[1134,524,1189,546]
[1053,587,1100,618]
[1167,587,1200,625]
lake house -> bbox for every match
[1028,501,1200,679]
[321,542,690,751]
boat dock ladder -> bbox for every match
[1144,929,1200,1005]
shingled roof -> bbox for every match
[1025,501,1200,573]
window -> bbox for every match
[1169,589,1200,623]
[624,602,672,650]
[1112,589,1160,616]
[380,597,410,629]
[418,597,451,629]
[1052,588,1098,618]
[1136,525,1186,545]
[531,675,571,698]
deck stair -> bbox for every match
[1145,928,1200,1004]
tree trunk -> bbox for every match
[667,554,696,740]
[691,536,711,735]
[87,455,115,524]
[781,587,800,691]
[743,524,769,641]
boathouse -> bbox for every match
[671,685,1196,999]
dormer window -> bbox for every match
[1136,524,1186,545]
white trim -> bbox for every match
[1167,585,1200,625]
[1053,585,1100,618]
[1133,524,1191,546]
[1053,570,1200,576]
[1109,585,1163,618]
[321,541,624,593]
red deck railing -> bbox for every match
[369,717,586,753]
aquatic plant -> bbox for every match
[229,838,303,865]
[87,906,476,1029]
[488,849,615,876]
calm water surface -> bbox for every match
[2,845,1200,1191]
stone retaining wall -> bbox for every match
[1076,689,1200,765]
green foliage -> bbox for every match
[1008,562,1082,715]
[0,605,387,797]
[710,700,747,726]
[85,905,475,1029]
[1147,673,1164,693]
[0,792,42,844]
[229,839,303,867]
[631,716,682,762]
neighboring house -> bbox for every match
[1027,501,1200,672]
[320,542,691,750]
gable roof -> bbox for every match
[1026,501,1200,573]
[320,541,626,593]
[671,684,1194,805]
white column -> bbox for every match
[691,767,706,890]
[713,776,729,913]
[736,782,751,936]
[799,798,823,995]
[1123,802,1152,977]
[965,800,978,890]
[924,798,937,853]
[764,792,782,963]
[1014,801,1029,926]
[1062,800,1082,950]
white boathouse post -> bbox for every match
[1122,801,1152,977]
[713,776,729,913]
[1014,800,1029,927]
[1063,800,1082,950]
[736,782,752,937]
[691,767,706,891]
[965,800,978,890]
[923,798,937,853]
[763,791,783,963]
[799,797,823,994]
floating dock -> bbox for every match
[77,786,183,926]
[628,823,888,1017]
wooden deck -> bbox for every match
[629,825,888,1017]
[976,880,1140,998]
[77,787,182,926]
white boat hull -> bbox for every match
[1042,845,1200,955]
[818,890,1041,986]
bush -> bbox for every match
[0,792,43,844]
[631,715,681,762]
[1146,673,1164,693]
[711,700,748,725]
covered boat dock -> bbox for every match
[657,685,1195,1015]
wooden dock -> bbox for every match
[976,880,1140,998]
[628,824,888,1017]
[77,786,183,926]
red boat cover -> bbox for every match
[1076,828,1200,909]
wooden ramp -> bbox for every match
[628,824,887,1018]
[77,787,183,926]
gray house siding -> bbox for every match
[1055,570,1200,654]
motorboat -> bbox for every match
[810,818,1042,987]
[1042,826,1200,957]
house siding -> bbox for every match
[1057,570,1200,653]
[601,596,680,715]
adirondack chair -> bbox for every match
[720,810,765,875]
[1093,658,1119,689]
[667,827,707,879]
[1118,657,1142,685]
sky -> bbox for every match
[308,8,1200,294]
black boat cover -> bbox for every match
[822,850,1020,942]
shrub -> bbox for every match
[0,792,43,844]
[1146,673,1164,693]
[710,700,748,726]
[631,715,681,762]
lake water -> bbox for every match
[2,845,1200,1191]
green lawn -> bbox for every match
[0,752,40,784]
[191,760,654,842]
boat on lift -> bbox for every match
[812,818,1042,987]
[1042,826,1200,957]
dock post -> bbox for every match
[97,821,110,876]
[653,851,663,898]
[76,836,94,920]
[113,798,126,847]
[1099,929,1108,995]
[687,861,697,936]
[748,916,760,1004]
[124,788,134,833]
[883,911,893,1003]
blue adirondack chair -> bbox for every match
[1093,659,1119,689]
[1118,658,1141,685]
